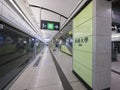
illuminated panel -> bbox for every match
[41,20,60,30]
[47,23,54,30]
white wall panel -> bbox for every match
[14,0,43,37]
[31,7,40,26]
[1,1,43,41]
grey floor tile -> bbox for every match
[9,47,63,90]
[70,81,87,90]
[112,61,120,73]
[52,48,87,89]
[29,84,64,90]
[111,72,120,90]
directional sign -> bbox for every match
[41,20,60,30]
[55,25,59,29]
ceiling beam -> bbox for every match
[29,4,68,19]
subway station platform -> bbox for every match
[3,46,120,90]
[1,0,120,90]
[7,46,86,90]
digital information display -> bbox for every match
[41,20,60,30]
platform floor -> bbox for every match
[111,61,120,90]
[8,46,86,90]
[7,46,120,90]
[112,61,120,73]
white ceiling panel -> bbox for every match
[27,0,88,41]
[28,0,81,18]
[41,9,60,22]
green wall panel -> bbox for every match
[61,45,72,55]
[73,1,93,88]
[73,35,92,52]
[73,61,92,87]
[73,1,93,28]
[73,19,93,37]
[73,50,92,70]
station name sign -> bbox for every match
[75,37,89,46]
[41,20,60,30]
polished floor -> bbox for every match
[112,61,120,73]
[111,62,120,90]
[6,46,120,90]
[8,46,86,90]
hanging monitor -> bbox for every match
[41,20,60,30]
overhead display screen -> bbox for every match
[41,20,60,30]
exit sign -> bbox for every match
[41,20,60,30]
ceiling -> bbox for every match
[26,0,120,42]
[28,0,81,18]
[8,0,119,42]
[27,0,88,42]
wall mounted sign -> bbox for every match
[41,20,60,30]
[75,37,88,46]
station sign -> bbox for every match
[41,20,60,30]
[75,37,89,46]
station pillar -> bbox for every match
[73,0,111,90]
[92,0,111,89]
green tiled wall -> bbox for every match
[73,1,93,87]
[61,45,72,55]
